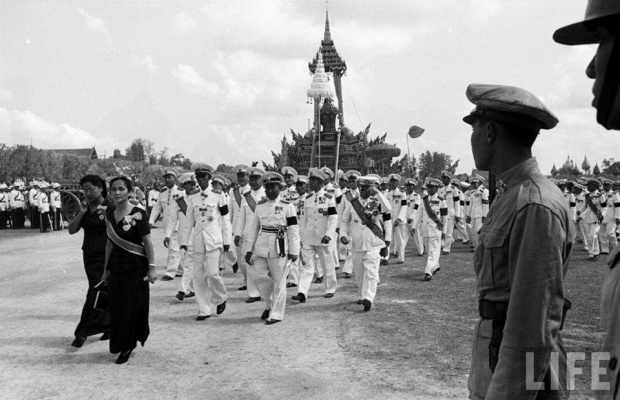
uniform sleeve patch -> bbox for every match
[324,193,332,199]
[327,206,337,215]
[400,199,407,206]
[286,216,298,226]
[382,212,391,221]
[219,205,229,216]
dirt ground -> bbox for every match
[0,225,609,399]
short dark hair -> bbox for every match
[109,176,133,192]
[486,119,539,148]
[80,174,108,198]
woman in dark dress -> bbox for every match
[68,175,112,348]
[104,176,157,364]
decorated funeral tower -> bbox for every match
[268,10,400,175]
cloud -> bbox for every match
[0,107,114,149]
[171,64,218,97]
[0,88,13,106]
[76,7,108,35]
[175,11,197,34]
[131,55,158,75]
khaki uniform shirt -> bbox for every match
[600,245,620,400]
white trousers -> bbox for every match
[471,217,483,248]
[575,219,586,243]
[253,256,288,321]
[351,248,381,303]
[454,218,469,242]
[409,225,424,255]
[239,237,261,298]
[338,239,348,261]
[299,246,337,296]
[393,223,408,262]
[585,223,600,256]
[287,259,299,285]
[599,222,618,254]
[193,248,227,316]
[423,236,441,275]
[179,245,194,294]
[165,230,183,278]
[442,217,455,253]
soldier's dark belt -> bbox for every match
[260,226,286,233]
[479,298,571,374]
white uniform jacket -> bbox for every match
[405,192,421,224]
[470,186,489,218]
[179,189,231,252]
[575,192,586,221]
[37,192,50,213]
[9,189,25,209]
[166,192,194,238]
[281,185,299,203]
[603,189,620,223]
[234,187,266,239]
[28,188,39,207]
[387,188,408,223]
[339,193,393,252]
[300,189,338,247]
[147,190,159,208]
[439,184,461,219]
[245,196,300,258]
[0,193,9,211]
[229,184,251,234]
[149,185,184,229]
[412,191,448,237]
[582,190,606,224]
[50,190,61,209]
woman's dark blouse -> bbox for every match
[106,207,150,272]
[80,199,114,254]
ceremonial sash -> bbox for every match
[106,220,147,258]
[585,193,602,223]
[422,194,443,231]
[244,192,257,212]
[345,191,385,242]
[175,196,188,216]
[233,188,242,208]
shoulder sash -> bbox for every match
[244,192,258,212]
[106,220,147,258]
[345,191,385,242]
[233,188,242,208]
[422,195,443,230]
[175,196,188,215]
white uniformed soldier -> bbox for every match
[336,170,349,262]
[149,169,184,280]
[147,183,160,218]
[28,181,40,229]
[439,171,461,254]
[166,173,197,301]
[600,178,620,254]
[293,168,338,303]
[0,184,10,229]
[287,175,308,288]
[404,178,424,257]
[281,166,300,203]
[233,167,265,303]
[339,175,392,311]
[339,170,361,278]
[37,182,51,232]
[411,178,448,281]
[451,178,469,244]
[573,182,587,243]
[229,165,251,286]
[321,166,341,270]
[468,175,489,248]
[244,172,300,324]
[9,181,26,228]
[179,163,231,320]
[582,177,607,261]
[50,183,62,230]
[386,174,408,263]
[216,176,237,274]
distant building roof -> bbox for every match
[47,147,98,159]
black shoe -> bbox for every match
[587,255,599,261]
[238,286,247,291]
[196,315,210,321]
[245,296,261,303]
[175,273,183,278]
[433,267,440,275]
[286,282,297,288]
[265,319,281,325]
[216,301,227,315]
[100,332,110,341]
[260,309,271,320]
[232,262,239,273]
[185,291,195,298]
[380,259,388,265]
[441,251,450,255]
[424,273,432,281]
[356,299,363,305]
[314,277,323,284]
[324,293,334,298]
[176,291,185,301]
[161,275,174,281]
[292,293,306,303]
[362,299,372,312]
[71,336,87,348]
[115,349,133,364]
[343,273,352,278]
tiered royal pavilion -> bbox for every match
[267,10,402,176]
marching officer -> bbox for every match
[179,164,231,320]
[166,173,197,301]
[411,178,448,281]
[28,181,40,229]
[404,178,424,257]
[230,165,252,288]
[321,166,341,270]
[281,166,300,203]
[462,83,571,398]
[340,175,392,311]
[582,177,607,261]
[149,169,184,280]
[573,182,588,243]
[147,183,159,217]
[451,178,470,244]
[287,174,309,287]
[439,171,462,255]
[245,172,300,325]
[386,174,408,263]
[9,181,26,228]
[37,182,51,233]
[233,167,265,303]
[468,175,489,248]
[0,184,9,229]
[293,168,338,303]
[50,183,62,230]
[600,178,620,254]
[340,170,361,278]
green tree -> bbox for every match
[581,156,591,175]
[551,164,558,177]
[417,151,452,179]
[593,163,601,176]
[125,138,155,163]
[113,149,123,159]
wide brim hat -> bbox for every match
[553,0,620,45]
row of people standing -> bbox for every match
[0,181,63,231]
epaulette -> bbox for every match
[324,193,332,199]
[306,192,314,199]
[437,196,444,201]
[257,197,268,205]
[280,199,290,204]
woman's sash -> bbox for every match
[106,220,147,258]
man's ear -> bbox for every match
[485,121,497,144]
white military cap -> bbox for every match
[358,175,379,186]
[321,166,334,179]
[346,170,361,179]
[337,169,345,180]
[308,168,328,181]
[281,166,298,178]
[296,175,309,184]
[463,84,558,130]
[573,182,586,191]
[425,177,442,187]
[450,178,461,185]
[262,172,284,186]
[211,174,226,185]
[52,183,61,189]
[557,178,568,184]
[471,174,486,183]
[586,177,601,186]
[388,174,402,182]
[441,170,454,179]
[39,182,49,189]
[381,177,389,184]
[248,167,266,177]
[234,165,250,175]
[163,168,178,178]
[191,163,213,175]
[0,183,7,190]
[404,178,418,186]
[178,173,196,184]
[460,181,471,189]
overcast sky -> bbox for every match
[1,0,618,175]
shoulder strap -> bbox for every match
[244,192,257,212]
[175,196,188,215]
[348,196,385,242]
[233,188,242,208]
[422,195,443,230]
[106,220,147,258]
